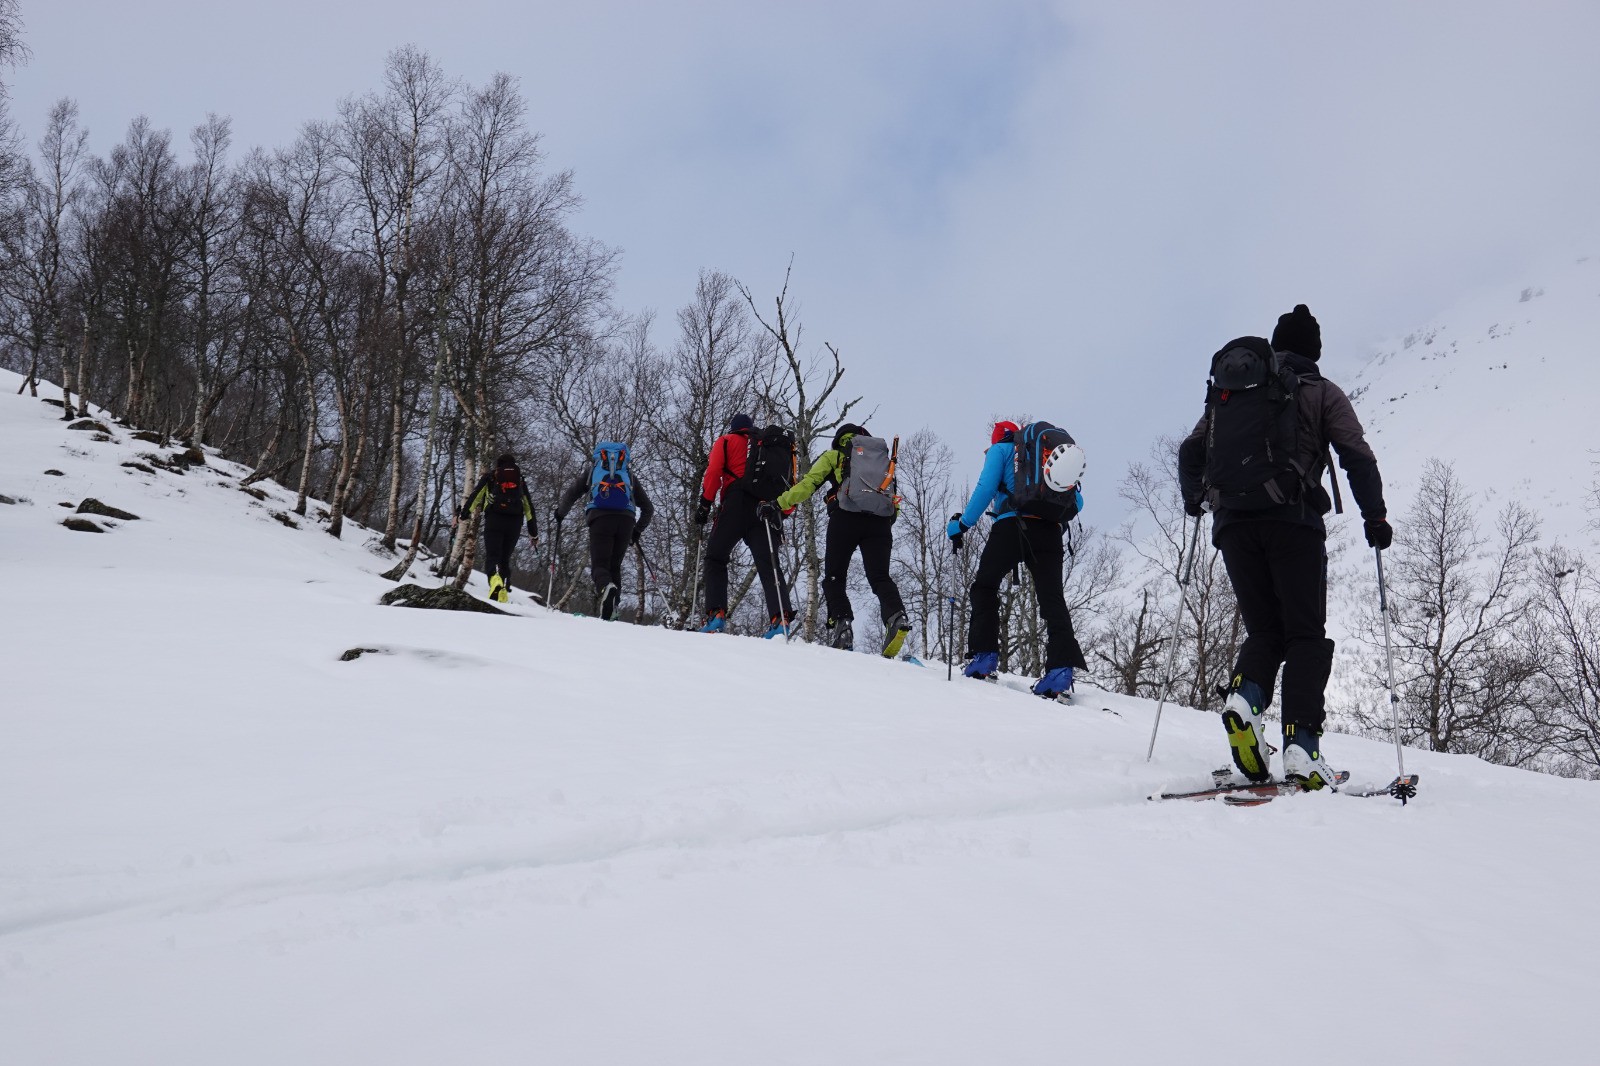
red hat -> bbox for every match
[990,420,1019,445]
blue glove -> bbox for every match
[947,514,967,552]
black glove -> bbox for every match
[553,507,566,526]
[757,500,781,524]
[1183,496,1206,519]
[694,498,712,526]
[630,527,642,546]
[527,522,539,547]
[1364,517,1393,550]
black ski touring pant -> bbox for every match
[823,509,905,625]
[482,512,523,586]
[587,510,636,618]
[704,491,792,622]
[1216,520,1334,734]
[968,516,1086,671]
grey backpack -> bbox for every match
[837,435,899,517]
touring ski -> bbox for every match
[978,674,1119,715]
[1153,768,1348,803]
[1220,773,1420,807]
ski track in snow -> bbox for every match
[2,369,1598,1065]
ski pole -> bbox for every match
[687,534,706,629]
[1375,548,1406,779]
[1145,515,1203,762]
[761,508,796,643]
[947,592,956,681]
[948,527,967,680]
[547,517,562,609]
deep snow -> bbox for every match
[2,370,1596,1065]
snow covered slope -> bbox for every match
[2,369,1597,1065]
[1344,253,1600,546]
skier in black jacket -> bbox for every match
[456,454,538,603]
[1177,305,1390,789]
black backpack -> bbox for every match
[1010,421,1084,523]
[1202,341,1307,511]
[487,463,526,514]
[737,425,798,501]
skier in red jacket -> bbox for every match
[694,413,793,635]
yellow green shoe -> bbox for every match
[880,612,910,659]
[488,574,507,602]
[1221,674,1271,783]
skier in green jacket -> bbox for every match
[758,424,911,656]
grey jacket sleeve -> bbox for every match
[1320,382,1386,520]
[554,472,588,522]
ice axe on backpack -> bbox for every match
[1145,514,1203,761]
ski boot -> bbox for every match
[761,615,793,640]
[880,611,911,659]
[1031,666,1074,700]
[599,583,619,621]
[697,611,727,634]
[962,651,999,680]
[488,573,509,603]
[1282,724,1337,791]
[1220,674,1271,784]
[826,617,855,651]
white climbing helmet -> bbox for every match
[1042,441,1086,493]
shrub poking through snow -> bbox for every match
[77,498,140,521]
[380,584,506,615]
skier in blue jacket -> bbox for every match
[947,420,1087,698]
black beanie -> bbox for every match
[495,453,516,468]
[831,423,868,451]
[1271,304,1321,360]
[729,413,754,433]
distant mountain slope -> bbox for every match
[1346,254,1599,546]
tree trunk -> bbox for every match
[75,319,92,418]
[381,328,448,581]
[294,380,317,515]
[380,388,404,550]
[59,338,76,419]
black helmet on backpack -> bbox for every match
[1211,337,1278,390]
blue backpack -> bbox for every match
[588,441,634,512]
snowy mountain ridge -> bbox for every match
[1343,253,1600,547]
[1,366,1597,1064]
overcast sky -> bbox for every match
[10,0,1600,512]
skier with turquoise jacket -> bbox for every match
[758,423,911,656]
[947,420,1088,699]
